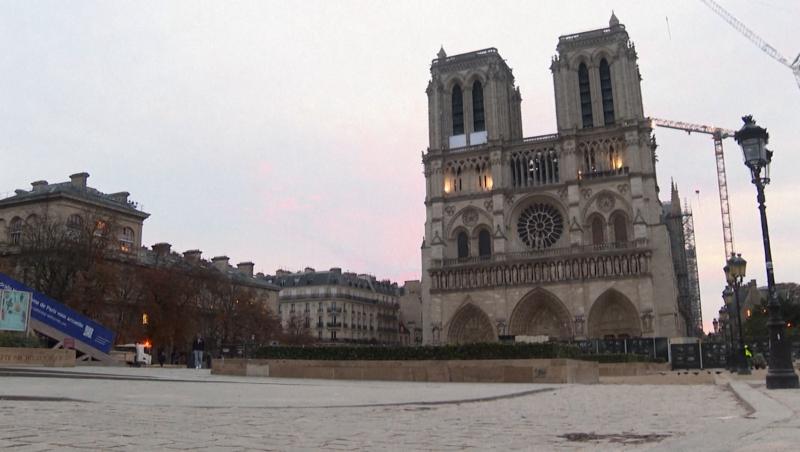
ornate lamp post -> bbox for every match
[734,115,799,389]
[719,304,732,371]
[724,254,750,375]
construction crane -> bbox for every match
[700,0,800,90]
[650,118,737,259]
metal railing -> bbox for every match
[433,240,647,268]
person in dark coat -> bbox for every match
[157,348,166,367]
[192,334,205,369]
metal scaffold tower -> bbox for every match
[650,118,737,259]
[683,199,703,335]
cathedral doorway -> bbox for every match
[447,303,495,344]
[508,289,572,339]
[587,289,641,338]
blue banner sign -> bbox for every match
[0,272,115,353]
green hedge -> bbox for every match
[0,332,46,348]
[578,354,655,363]
[252,343,583,361]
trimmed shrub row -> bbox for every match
[0,332,46,348]
[253,343,598,361]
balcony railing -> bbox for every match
[326,307,342,314]
[326,322,342,328]
[433,240,646,268]
[579,166,629,180]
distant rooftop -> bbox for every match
[264,267,399,296]
[0,172,149,219]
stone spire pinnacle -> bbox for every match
[437,46,447,59]
[609,10,619,27]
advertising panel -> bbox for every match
[0,272,115,353]
[0,289,32,332]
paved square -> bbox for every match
[1,366,798,450]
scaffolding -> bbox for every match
[682,199,703,336]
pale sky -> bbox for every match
[2,0,798,333]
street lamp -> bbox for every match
[719,304,732,371]
[734,115,799,389]
[724,254,750,375]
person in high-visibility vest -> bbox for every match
[744,345,753,369]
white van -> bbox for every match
[111,343,152,366]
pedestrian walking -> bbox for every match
[192,334,205,369]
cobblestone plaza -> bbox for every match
[2,366,799,450]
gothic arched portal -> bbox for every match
[509,289,572,339]
[587,289,641,338]
[447,303,495,344]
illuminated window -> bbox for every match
[119,227,135,252]
[142,313,149,325]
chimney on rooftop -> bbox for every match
[69,172,89,188]
[211,256,230,272]
[152,242,172,256]
[31,180,48,192]
[183,249,202,264]
[109,191,130,204]
[237,262,255,277]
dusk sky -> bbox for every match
[2,0,798,332]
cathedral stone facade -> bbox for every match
[420,15,684,344]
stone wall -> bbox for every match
[213,358,598,384]
[0,347,75,367]
[598,362,670,377]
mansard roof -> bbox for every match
[265,269,399,296]
[0,176,149,219]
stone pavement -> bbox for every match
[0,366,798,451]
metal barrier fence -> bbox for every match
[571,337,670,362]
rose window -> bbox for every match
[517,203,564,250]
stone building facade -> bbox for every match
[0,172,280,346]
[267,268,400,344]
[0,172,149,254]
[420,14,684,344]
[398,280,423,345]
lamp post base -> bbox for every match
[766,370,799,389]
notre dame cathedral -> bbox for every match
[420,14,685,344]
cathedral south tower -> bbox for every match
[420,15,683,344]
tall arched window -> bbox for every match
[599,59,614,125]
[578,63,593,128]
[457,231,469,259]
[612,213,628,243]
[452,84,464,135]
[591,216,606,245]
[472,80,485,132]
[9,217,22,245]
[478,229,491,258]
